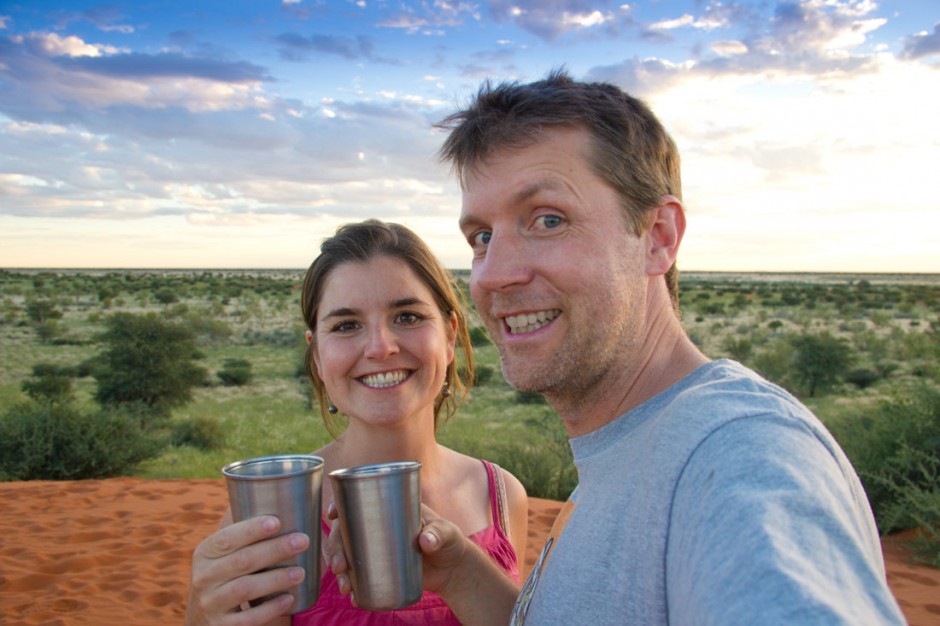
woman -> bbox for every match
[185,220,527,626]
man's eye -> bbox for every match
[471,231,492,246]
[537,215,562,229]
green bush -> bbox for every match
[829,387,940,538]
[515,390,547,405]
[0,401,164,480]
[171,416,226,450]
[92,312,208,417]
[218,358,253,386]
[469,326,491,347]
[475,364,496,385]
[21,363,73,404]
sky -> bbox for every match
[0,1,938,272]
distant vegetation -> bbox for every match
[0,269,937,566]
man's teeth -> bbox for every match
[361,371,408,388]
[505,310,560,334]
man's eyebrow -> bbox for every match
[459,178,564,231]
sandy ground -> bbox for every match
[0,478,936,625]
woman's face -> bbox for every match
[311,255,456,430]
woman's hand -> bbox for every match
[185,515,309,626]
[323,502,516,625]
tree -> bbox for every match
[790,331,854,397]
[92,312,208,417]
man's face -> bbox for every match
[459,127,652,405]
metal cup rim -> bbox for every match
[329,460,421,480]
[222,453,324,480]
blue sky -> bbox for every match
[1,1,938,271]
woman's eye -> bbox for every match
[536,215,562,229]
[332,320,358,333]
[396,312,423,326]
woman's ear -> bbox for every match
[645,195,685,276]
[306,330,325,379]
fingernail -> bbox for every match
[289,533,308,550]
[327,501,336,515]
[289,567,305,582]
[331,553,342,570]
[262,516,278,532]
[279,594,294,609]
[423,531,438,548]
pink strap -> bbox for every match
[481,460,508,533]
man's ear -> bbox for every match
[645,195,685,276]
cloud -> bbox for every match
[276,32,376,61]
[488,0,623,41]
[901,22,940,59]
[0,32,273,118]
[377,2,480,34]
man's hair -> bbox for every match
[436,67,682,309]
[300,219,474,436]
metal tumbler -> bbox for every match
[222,454,324,614]
[330,461,423,611]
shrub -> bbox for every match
[170,416,226,450]
[21,363,74,404]
[790,331,854,397]
[469,326,491,347]
[845,368,881,390]
[0,401,163,480]
[474,364,496,386]
[829,387,940,537]
[218,358,253,387]
[515,390,547,405]
[92,312,208,418]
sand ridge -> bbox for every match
[0,479,936,625]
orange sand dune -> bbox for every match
[0,479,936,625]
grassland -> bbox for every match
[1,268,938,563]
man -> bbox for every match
[329,69,906,625]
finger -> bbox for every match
[221,565,306,613]
[190,531,309,613]
[195,515,281,561]
[226,532,310,579]
[233,589,296,623]
[324,518,349,575]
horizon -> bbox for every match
[1,1,939,273]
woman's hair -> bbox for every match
[300,219,474,436]
[436,67,682,310]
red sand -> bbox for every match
[0,479,936,625]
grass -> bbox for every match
[1,269,939,564]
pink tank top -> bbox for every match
[293,460,519,626]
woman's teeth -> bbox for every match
[361,370,408,388]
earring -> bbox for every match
[328,404,338,414]
[441,382,451,398]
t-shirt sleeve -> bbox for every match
[665,414,906,625]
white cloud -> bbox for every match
[17,31,122,57]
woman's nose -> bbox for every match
[364,324,398,359]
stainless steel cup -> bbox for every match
[222,454,324,614]
[330,461,423,611]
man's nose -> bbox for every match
[471,232,532,293]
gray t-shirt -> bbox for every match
[511,360,905,625]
